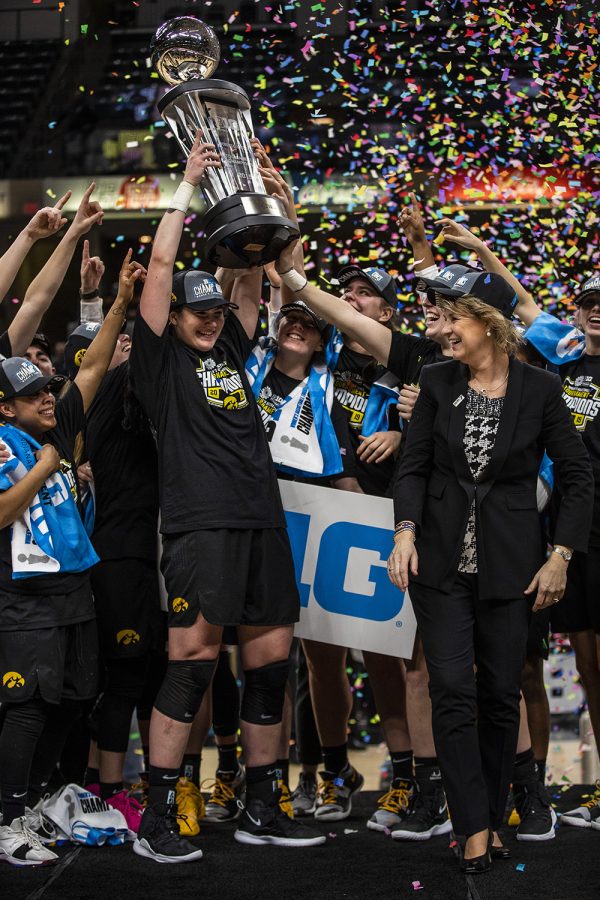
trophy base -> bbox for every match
[203,194,299,269]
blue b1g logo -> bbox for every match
[285,513,404,622]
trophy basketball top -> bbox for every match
[150,16,221,85]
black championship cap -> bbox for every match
[275,300,328,333]
[336,265,399,308]
[171,270,234,311]
[0,357,56,401]
[575,274,600,305]
[30,332,52,359]
[419,264,518,319]
[64,322,101,381]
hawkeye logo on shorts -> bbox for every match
[196,357,248,411]
[172,597,189,613]
[2,671,25,689]
[74,348,87,368]
[334,371,368,430]
[116,629,141,646]
[562,376,600,431]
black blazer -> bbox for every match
[393,357,593,600]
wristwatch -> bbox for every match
[552,547,573,563]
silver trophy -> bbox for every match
[150,16,299,268]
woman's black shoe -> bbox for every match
[460,830,492,874]
[491,844,511,860]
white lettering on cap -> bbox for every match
[441,270,455,281]
[15,360,39,383]
[367,270,384,282]
[583,277,600,293]
[193,281,221,298]
[455,276,469,287]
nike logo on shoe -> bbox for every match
[246,812,262,827]
[12,791,27,798]
[163,775,179,781]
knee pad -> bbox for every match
[154,658,217,724]
[240,659,289,726]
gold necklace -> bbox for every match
[470,370,509,396]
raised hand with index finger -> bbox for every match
[80,239,105,294]
[115,248,146,308]
[24,190,71,241]
[70,183,104,236]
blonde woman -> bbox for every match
[387,266,593,873]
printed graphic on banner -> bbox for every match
[279,480,416,658]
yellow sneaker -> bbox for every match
[175,777,205,837]
[279,782,294,819]
[508,807,521,827]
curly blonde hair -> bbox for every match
[436,294,523,357]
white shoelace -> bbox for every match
[14,817,45,850]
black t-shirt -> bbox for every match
[130,313,284,532]
[0,385,94,629]
[0,331,11,359]
[86,362,159,560]
[556,354,600,546]
[333,344,402,496]
[386,330,446,388]
[257,364,356,482]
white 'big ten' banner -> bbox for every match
[279,480,417,658]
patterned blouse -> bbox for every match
[459,388,504,574]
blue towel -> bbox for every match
[0,424,99,579]
[246,338,342,477]
[325,327,399,435]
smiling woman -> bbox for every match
[439,294,523,362]
[388,266,594,871]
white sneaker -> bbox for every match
[0,816,58,867]
[23,806,58,844]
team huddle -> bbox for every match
[0,135,599,878]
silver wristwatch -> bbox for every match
[552,546,573,562]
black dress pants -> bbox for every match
[410,572,531,836]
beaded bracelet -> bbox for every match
[394,521,416,536]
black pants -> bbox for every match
[410,572,530,835]
[293,641,321,766]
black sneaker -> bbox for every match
[367,778,416,832]
[391,782,452,841]
[314,765,364,822]
[235,794,326,847]
[514,780,557,841]
[133,804,204,863]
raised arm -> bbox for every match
[275,239,393,365]
[251,138,305,308]
[399,192,436,274]
[79,239,105,324]
[8,185,103,355]
[0,196,69,305]
[438,218,541,326]
[140,134,221,336]
[230,267,264,339]
[74,250,145,412]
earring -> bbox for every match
[486,330,491,337]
